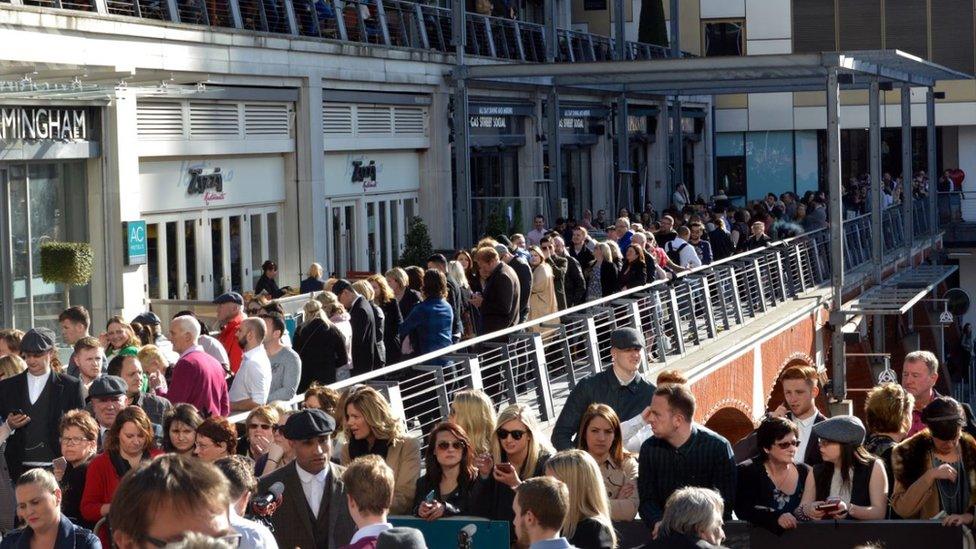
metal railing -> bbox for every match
[226,209,938,449]
[6,0,674,64]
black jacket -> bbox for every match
[568,517,614,549]
[734,459,808,534]
[570,245,594,274]
[548,255,569,311]
[381,299,403,364]
[0,370,85,478]
[596,261,620,297]
[507,256,533,321]
[60,458,93,529]
[445,278,465,339]
[563,254,586,307]
[348,295,381,376]
[479,262,520,335]
[294,318,349,388]
[0,515,99,549]
[551,368,655,450]
[255,274,286,298]
[398,289,423,319]
[369,301,387,368]
[411,474,474,517]
[470,453,550,527]
[619,260,647,290]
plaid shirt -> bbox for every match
[637,424,737,528]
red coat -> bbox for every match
[80,449,163,546]
[218,314,245,374]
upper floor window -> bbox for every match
[703,20,745,56]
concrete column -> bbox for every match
[826,70,847,401]
[901,87,913,247]
[419,90,455,249]
[547,88,562,221]
[927,88,938,234]
[295,75,328,272]
[103,88,145,321]
[616,95,630,211]
[452,81,472,248]
[869,80,884,352]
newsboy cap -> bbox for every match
[213,292,244,306]
[610,327,644,350]
[281,408,336,440]
[812,415,865,445]
[20,328,55,353]
[87,375,127,401]
[376,527,427,549]
[131,311,161,326]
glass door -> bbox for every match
[0,167,9,328]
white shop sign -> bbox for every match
[325,150,420,196]
[139,156,286,213]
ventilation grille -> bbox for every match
[138,100,293,141]
[793,0,836,53]
[244,103,291,137]
[322,103,428,138]
[189,102,240,138]
[137,102,184,139]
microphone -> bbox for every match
[460,524,477,538]
[252,482,284,508]
[458,523,477,549]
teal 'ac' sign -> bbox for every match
[124,220,148,266]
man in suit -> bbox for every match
[333,279,382,376]
[471,246,520,335]
[0,328,85,478]
[339,455,395,549]
[259,408,355,549]
[496,244,531,323]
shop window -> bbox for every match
[715,133,746,198]
[703,20,745,57]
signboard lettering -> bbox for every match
[352,159,378,191]
[628,115,648,133]
[187,168,226,206]
[469,116,508,129]
[475,106,515,116]
[123,220,147,266]
[559,117,586,130]
[0,107,87,141]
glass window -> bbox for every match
[184,220,197,300]
[211,217,224,297]
[703,21,745,57]
[250,214,263,289]
[165,222,178,299]
[9,165,30,328]
[379,201,388,272]
[367,202,377,273]
[229,216,243,292]
[267,212,278,264]
[147,223,160,299]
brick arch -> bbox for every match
[763,353,823,414]
[703,403,755,446]
[700,397,753,425]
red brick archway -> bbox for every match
[703,404,755,446]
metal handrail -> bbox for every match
[227,209,937,429]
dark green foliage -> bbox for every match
[400,216,434,268]
[39,241,94,286]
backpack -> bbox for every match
[665,241,688,268]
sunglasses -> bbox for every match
[436,441,466,451]
[774,440,801,449]
[249,423,272,430]
[496,429,527,441]
[247,308,262,314]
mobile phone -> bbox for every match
[495,462,514,473]
[816,502,841,513]
[10,409,23,416]
[424,490,436,504]
[52,456,67,471]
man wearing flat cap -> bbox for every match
[551,327,655,450]
[0,328,85,478]
[86,375,129,449]
[214,292,247,374]
[259,409,355,549]
[333,280,383,376]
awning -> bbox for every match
[842,265,958,316]
[0,61,212,101]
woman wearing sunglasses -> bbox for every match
[470,404,552,531]
[412,422,478,520]
[735,416,810,534]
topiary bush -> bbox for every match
[40,241,94,286]
[399,216,433,268]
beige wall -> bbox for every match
[571,0,633,37]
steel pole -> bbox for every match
[827,70,847,401]
[451,0,471,248]
[547,87,562,221]
[669,0,682,198]
[869,80,884,352]
[927,88,938,234]
[613,0,628,213]
[901,87,914,249]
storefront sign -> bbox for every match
[0,107,88,141]
[187,168,226,206]
[628,115,648,133]
[123,220,148,266]
[474,105,516,116]
[469,115,508,129]
[351,159,378,190]
[139,157,286,214]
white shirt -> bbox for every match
[349,522,393,544]
[665,237,702,269]
[526,228,547,247]
[621,416,653,454]
[229,346,272,405]
[27,370,51,404]
[199,335,231,367]
[296,464,329,518]
[794,412,818,464]
[229,507,278,549]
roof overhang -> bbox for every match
[0,61,213,102]
[459,50,972,95]
[842,265,958,316]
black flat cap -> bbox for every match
[331,279,353,295]
[812,415,865,445]
[376,527,427,549]
[610,327,644,350]
[281,409,336,440]
[20,328,55,353]
[132,311,161,326]
[87,375,127,400]
[213,292,244,305]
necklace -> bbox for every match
[932,451,964,511]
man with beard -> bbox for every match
[512,477,574,549]
[228,318,272,412]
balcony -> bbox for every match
[0,0,672,64]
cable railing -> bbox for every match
[5,0,674,64]
[226,209,939,454]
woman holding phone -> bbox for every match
[470,404,552,530]
[412,422,478,519]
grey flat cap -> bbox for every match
[87,375,127,400]
[280,409,336,440]
[21,328,55,353]
[493,244,510,256]
[812,415,865,445]
[376,527,427,549]
[610,327,644,350]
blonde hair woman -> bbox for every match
[350,280,387,364]
[470,403,552,531]
[137,345,169,395]
[449,389,496,456]
[300,262,326,294]
[386,267,422,319]
[340,386,421,514]
[368,273,403,363]
[294,299,348,389]
[244,405,280,460]
[586,241,620,300]
[547,449,618,548]
[527,246,557,326]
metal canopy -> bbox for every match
[842,265,958,316]
[459,50,972,94]
[0,61,212,101]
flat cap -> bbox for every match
[213,292,244,306]
[331,279,353,295]
[20,328,55,353]
[131,311,161,326]
[493,244,510,257]
[87,375,127,400]
[281,408,336,440]
[610,327,644,350]
[812,415,865,445]
[922,396,965,424]
[376,527,427,549]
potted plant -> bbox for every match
[39,241,94,307]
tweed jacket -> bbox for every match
[340,436,421,515]
[258,461,356,549]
